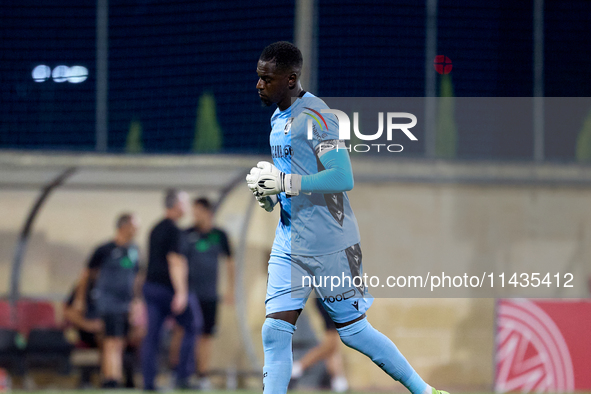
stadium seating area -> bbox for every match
[0,300,73,380]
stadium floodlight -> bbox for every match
[67,65,88,83]
[32,65,51,82]
[34,65,89,83]
[52,65,69,83]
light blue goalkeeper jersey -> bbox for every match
[269,92,360,256]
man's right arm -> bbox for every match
[167,251,189,314]
[166,229,189,314]
[64,295,103,333]
[73,247,103,312]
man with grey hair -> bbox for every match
[141,189,203,391]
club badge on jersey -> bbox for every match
[284,117,294,134]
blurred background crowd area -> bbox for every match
[2,0,591,159]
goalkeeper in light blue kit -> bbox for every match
[246,41,449,394]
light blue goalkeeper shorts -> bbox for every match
[265,243,373,324]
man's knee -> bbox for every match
[336,316,369,347]
[181,319,201,337]
[144,321,161,342]
[176,306,202,336]
[261,318,296,351]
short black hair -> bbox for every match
[116,213,133,229]
[259,41,303,73]
[193,197,213,211]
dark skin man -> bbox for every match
[255,58,365,328]
[256,59,303,111]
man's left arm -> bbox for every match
[300,142,353,193]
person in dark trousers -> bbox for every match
[73,212,141,388]
[169,197,235,389]
[141,189,203,391]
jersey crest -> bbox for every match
[284,117,294,134]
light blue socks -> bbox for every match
[261,316,428,394]
[262,318,296,394]
[337,318,429,394]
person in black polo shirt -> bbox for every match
[73,212,140,388]
[169,197,235,389]
[141,189,203,391]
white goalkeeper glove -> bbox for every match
[255,194,278,212]
[245,161,301,197]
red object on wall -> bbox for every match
[434,55,452,74]
[495,299,591,393]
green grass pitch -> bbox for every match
[11,391,588,394]
[7,391,514,394]
[13,391,357,394]
[9,391,396,394]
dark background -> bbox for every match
[1,0,590,158]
